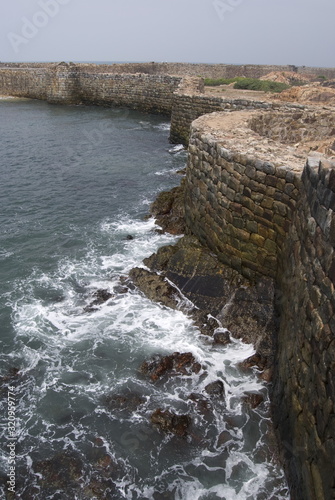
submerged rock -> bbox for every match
[151,408,191,437]
[204,380,225,398]
[213,330,231,345]
[84,288,114,312]
[217,430,234,447]
[140,352,201,382]
[0,367,21,398]
[242,392,264,408]
[188,393,213,416]
[34,450,84,491]
[103,391,146,414]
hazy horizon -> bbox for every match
[1,0,334,67]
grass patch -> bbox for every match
[204,77,241,86]
[204,77,290,93]
[233,78,290,93]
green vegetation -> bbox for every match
[233,78,290,93]
[204,77,290,93]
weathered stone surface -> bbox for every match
[149,182,186,234]
[151,409,191,437]
[144,235,248,316]
[219,277,277,367]
[188,393,213,416]
[204,380,225,398]
[140,352,201,382]
[128,267,180,310]
[242,392,264,408]
[84,289,114,312]
[213,330,231,345]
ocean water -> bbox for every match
[0,99,289,499]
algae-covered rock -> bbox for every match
[128,267,180,310]
[151,408,191,437]
[145,235,248,316]
[140,352,201,382]
[149,181,186,234]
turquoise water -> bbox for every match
[0,99,289,499]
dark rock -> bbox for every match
[213,330,231,345]
[153,490,177,500]
[192,310,221,337]
[204,380,225,398]
[151,408,191,437]
[239,353,267,371]
[140,352,201,382]
[218,277,277,368]
[259,368,273,382]
[34,450,84,490]
[113,285,129,294]
[125,234,134,240]
[149,182,186,235]
[188,393,213,415]
[217,430,233,447]
[144,235,248,316]
[242,392,265,408]
[84,454,120,499]
[128,267,180,310]
[84,289,114,312]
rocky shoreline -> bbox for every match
[129,180,278,375]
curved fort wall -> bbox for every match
[1,62,335,499]
[185,110,335,500]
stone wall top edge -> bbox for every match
[2,62,335,74]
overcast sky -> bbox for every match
[1,0,334,68]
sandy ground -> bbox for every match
[204,85,275,102]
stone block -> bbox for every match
[250,233,265,247]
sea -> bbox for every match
[0,97,289,499]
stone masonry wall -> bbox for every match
[77,72,181,115]
[184,111,335,500]
[169,87,306,145]
[2,61,335,79]
[0,64,181,114]
[184,123,301,280]
[273,158,335,500]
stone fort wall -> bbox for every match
[0,64,182,114]
[2,61,335,78]
[184,110,335,500]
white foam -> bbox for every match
[168,144,185,154]
[8,209,288,499]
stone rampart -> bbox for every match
[273,157,335,500]
[184,109,335,500]
[2,61,335,79]
[0,63,181,114]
